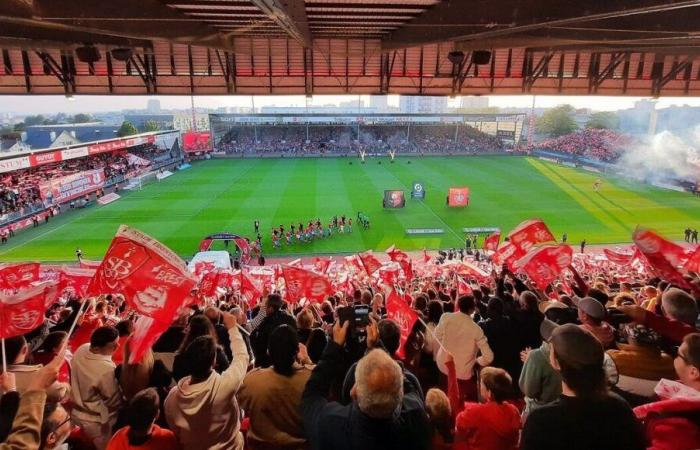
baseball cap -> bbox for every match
[538,300,569,315]
[578,297,606,320]
[550,323,604,369]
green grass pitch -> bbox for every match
[1,155,699,263]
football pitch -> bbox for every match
[2,155,700,262]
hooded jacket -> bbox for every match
[454,401,520,450]
[634,392,700,450]
[164,326,249,450]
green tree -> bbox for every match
[117,121,138,137]
[71,113,93,123]
[143,120,160,132]
[585,111,619,130]
[23,115,46,126]
[13,122,26,132]
[536,104,578,137]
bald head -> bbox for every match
[354,349,403,419]
[662,288,698,326]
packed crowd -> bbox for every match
[215,124,507,155]
[0,153,129,218]
[2,234,700,450]
[528,129,635,163]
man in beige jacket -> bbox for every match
[165,311,250,450]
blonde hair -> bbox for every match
[296,308,314,329]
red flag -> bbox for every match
[193,260,216,278]
[423,249,431,263]
[58,266,95,297]
[198,270,220,298]
[508,219,555,251]
[634,228,693,289]
[312,257,332,274]
[0,282,58,338]
[358,251,382,276]
[0,263,40,291]
[282,266,333,304]
[483,232,501,252]
[79,259,102,269]
[288,258,303,268]
[87,225,197,363]
[386,288,418,358]
[399,259,413,283]
[386,245,409,263]
[232,237,251,263]
[457,276,473,295]
[454,261,490,283]
[684,246,700,273]
[492,241,527,271]
[344,255,364,273]
[603,248,636,266]
[447,187,470,207]
[240,270,263,308]
[516,244,573,290]
[378,263,401,286]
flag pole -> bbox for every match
[1,338,6,373]
[59,299,89,353]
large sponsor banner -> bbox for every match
[88,135,156,155]
[182,131,212,153]
[448,187,470,207]
[39,169,105,203]
[0,155,31,174]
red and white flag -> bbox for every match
[603,248,636,266]
[240,270,264,308]
[79,259,103,270]
[423,249,431,263]
[516,244,573,290]
[457,276,473,295]
[483,232,501,252]
[508,219,555,251]
[358,251,382,276]
[386,288,418,358]
[312,257,332,274]
[684,246,700,273]
[86,225,198,363]
[453,261,490,283]
[492,241,527,271]
[386,245,409,263]
[634,228,693,289]
[0,263,40,291]
[58,266,95,297]
[378,263,401,287]
[282,265,333,304]
[0,282,58,338]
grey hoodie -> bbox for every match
[519,342,562,419]
[164,326,250,450]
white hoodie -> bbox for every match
[164,326,250,450]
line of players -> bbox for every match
[263,215,354,248]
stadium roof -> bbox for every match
[2,0,700,96]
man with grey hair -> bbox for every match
[301,321,430,450]
[661,288,698,326]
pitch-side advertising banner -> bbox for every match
[39,169,105,203]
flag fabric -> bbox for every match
[240,270,264,308]
[508,219,556,251]
[232,237,251,263]
[684,246,700,273]
[515,244,573,290]
[344,255,364,273]
[0,263,40,291]
[493,242,527,271]
[378,263,401,286]
[0,282,58,338]
[457,276,473,295]
[386,245,409,263]
[193,261,216,279]
[86,225,198,363]
[288,258,303,268]
[79,259,103,270]
[358,251,382,276]
[282,266,333,304]
[603,248,636,266]
[447,187,470,207]
[399,259,413,284]
[312,257,332,274]
[386,288,418,358]
[58,266,95,297]
[634,228,693,289]
[423,249,431,263]
[453,261,490,283]
[483,232,501,252]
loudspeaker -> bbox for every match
[258,256,265,266]
[448,51,465,65]
[111,48,133,62]
[472,50,491,65]
[75,45,101,63]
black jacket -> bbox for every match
[250,310,296,367]
[301,342,430,450]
